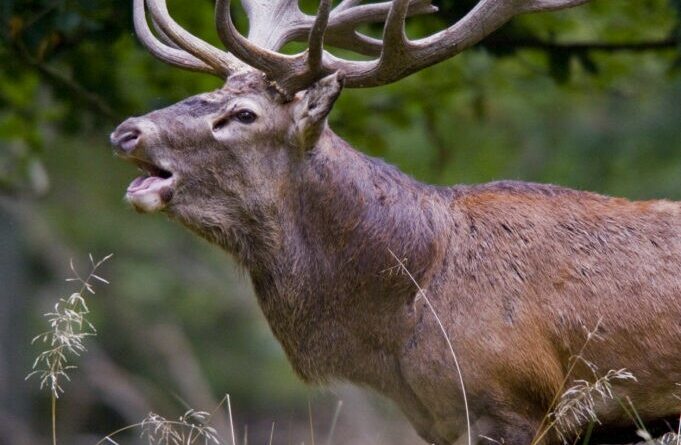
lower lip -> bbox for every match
[125,175,175,212]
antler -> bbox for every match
[133,0,591,95]
[214,0,439,94]
[216,0,589,93]
[133,0,433,83]
[133,0,248,77]
[229,0,437,56]
[336,0,592,87]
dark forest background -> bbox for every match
[1,0,680,443]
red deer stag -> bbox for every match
[111,0,681,443]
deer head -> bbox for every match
[111,0,588,258]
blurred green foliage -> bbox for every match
[1,0,679,192]
[1,0,681,443]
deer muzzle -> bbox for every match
[111,119,176,213]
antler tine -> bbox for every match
[330,0,435,29]
[239,0,308,50]
[133,0,217,74]
[523,0,591,12]
[335,0,363,12]
[308,0,332,71]
[326,0,413,86]
[321,0,437,57]
[146,0,243,77]
[150,16,180,49]
[216,0,301,76]
[409,0,590,67]
[324,32,382,57]
[381,0,411,60]
[215,0,339,96]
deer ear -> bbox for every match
[292,72,344,150]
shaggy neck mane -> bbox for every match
[243,129,450,381]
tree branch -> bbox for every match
[11,39,120,122]
[484,37,678,53]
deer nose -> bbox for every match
[111,120,143,154]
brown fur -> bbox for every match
[112,73,681,444]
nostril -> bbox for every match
[121,131,139,149]
[113,129,141,153]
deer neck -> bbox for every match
[246,129,448,382]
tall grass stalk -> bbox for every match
[99,409,222,445]
[619,395,650,441]
[26,253,112,445]
[552,368,636,442]
[325,400,343,445]
[268,422,275,445]
[531,320,640,445]
[387,249,472,445]
[530,320,604,445]
[308,399,316,445]
[99,397,233,445]
[227,394,236,445]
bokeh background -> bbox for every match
[1,0,680,443]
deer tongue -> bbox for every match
[126,175,174,213]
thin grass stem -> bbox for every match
[28,254,112,445]
[325,400,343,445]
[388,249,472,445]
[531,319,603,445]
[227,394,236,445]
[269,422,276,445]
[51,392,56,445]
[96,423,145,444]
[580,421,594,445]
[308,399,315,445]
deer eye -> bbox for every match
[235,110,257,124]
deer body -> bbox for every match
[112,0,680,443]
[242,128,681,444]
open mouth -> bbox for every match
[126,159,175,213]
